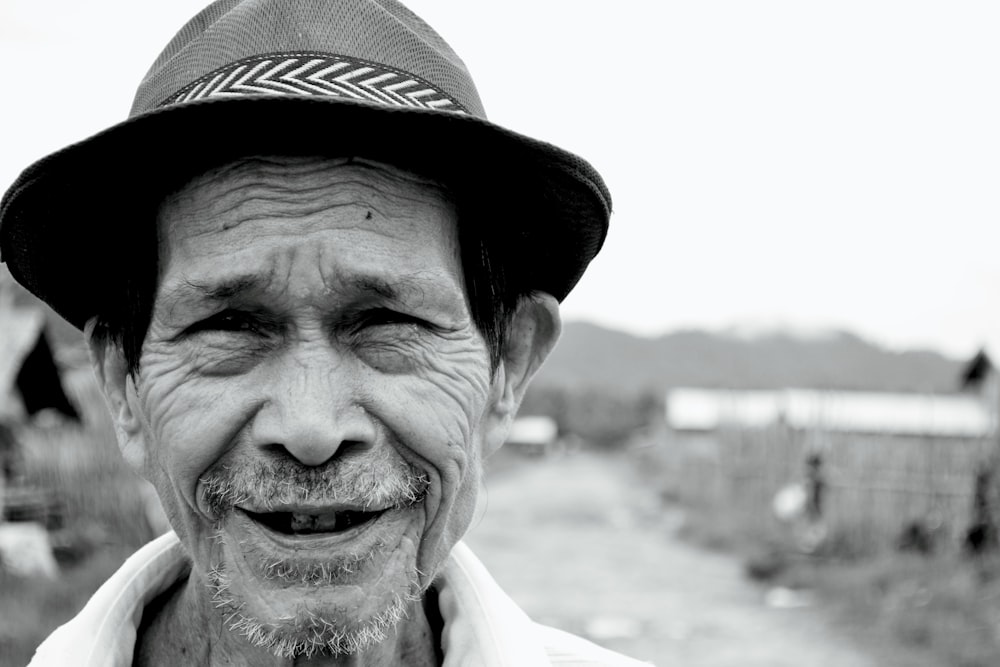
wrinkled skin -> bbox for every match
[88,156,560,665]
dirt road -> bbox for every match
[463,450,897,667]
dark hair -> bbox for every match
[92,176,527,376]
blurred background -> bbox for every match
[1,1,999,666]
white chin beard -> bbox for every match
[207,563,419,659]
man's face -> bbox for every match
[104,156,518,655]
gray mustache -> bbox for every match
[199,450,430,517]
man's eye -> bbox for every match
[188,310,262,335]
[356,309,426,331]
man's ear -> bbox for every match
[84,318,148,475]
[482,292,561,457]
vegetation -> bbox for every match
[520,384,660,448]
[813,554,1000,667]
[0,371,151,666]
[643,449,1000,667]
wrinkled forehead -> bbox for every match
[152,155,464,298]
[157,155,457,243]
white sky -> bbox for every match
[1,1,998,359]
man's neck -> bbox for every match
[135,573,442,666]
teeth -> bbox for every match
[253,509,380,535]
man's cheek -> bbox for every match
[384,379,486,451]
[413,458,480,586]
[141,402,233,519]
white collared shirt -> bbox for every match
[29,532,651,666]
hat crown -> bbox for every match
[131,0,486,118]
[0,0,610,333]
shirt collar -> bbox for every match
[437,541,552,667]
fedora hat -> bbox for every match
[0,0,611,330]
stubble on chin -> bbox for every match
[205,541,424,660]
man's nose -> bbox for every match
[250,348,375,466]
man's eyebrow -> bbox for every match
[162,275,268,304]
[345,274,436,305]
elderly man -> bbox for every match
[1,1,645,665]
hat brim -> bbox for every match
[0,95,610,330]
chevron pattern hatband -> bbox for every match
[159,53,469,114]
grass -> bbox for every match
[652,468,1000,667]
[811,554,1000,667]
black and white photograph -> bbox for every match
[0,2,998,666]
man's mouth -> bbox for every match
[243,508,386,536]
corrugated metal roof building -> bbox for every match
[666,388,992,438]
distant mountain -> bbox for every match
[535,321,967,395]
